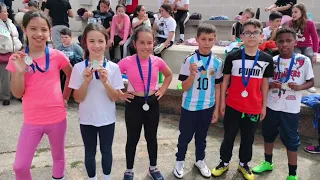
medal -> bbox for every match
[24,56,33,66]
[196,60,203,68]
[25,46,50,73]
[90,60,100,70]
[241,49,260,98]
[241,90,248,98]
[85,58,107,79]
[136,55,152,111]
[196,50,212,75]
[202,70,207,75]
[281,83,290,90]
[142,103,150,111]
[277,53,295,89]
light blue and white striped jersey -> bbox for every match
[178,52,223,111]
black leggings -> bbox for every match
[125,94,160,169]
[154,37,173,58]
[174,10,188,35]
[109,35,126,61]
[80,123,115,177]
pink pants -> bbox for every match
[13,120,67,180]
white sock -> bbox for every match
[88,175,97,180]
[180,34,185,40]
[103,174,110,180]
[239,162,244,167]
[126,169,133,173]
[150,166,157,171]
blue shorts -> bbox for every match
[262,108,301,152]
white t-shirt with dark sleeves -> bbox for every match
[68,60,124,127]
[267,54,314,114]
[156,16,176,42]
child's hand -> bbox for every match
[220,101,226,116]
[11,51,28,73]
[270,81,281,89]
[155,88,165,100]
[312,54,317,64]
[64,99,68,108]
[108,40,114,47]
[120,91,135,103]
[260,106,266,121]
[143,14,149,21]
[189,63,198,76]
[119,40,125,46]
[265,7,270,12]
[211,110,219,123]
[288,82,301,91]
[98,68,108,85]
[83,67,93,83]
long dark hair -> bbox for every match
[81,23,109,58]
[22,10,52,46]
[133,5,144,18]
[292,3,308,33]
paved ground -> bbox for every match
[0,100,320,180]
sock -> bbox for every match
[126,169,133,173]
[103,174,110,180]
[265,153,273,164]
[288,164,297,176]
[180,34,184,41]
[88,175,97,180]
[150,165,157,171]
[239,162,248,167]
[221,160,229,166]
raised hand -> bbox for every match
[11,51,28,73]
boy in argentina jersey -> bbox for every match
[252,27,314,180]
[212,19,274,180]
[173,23,223,179]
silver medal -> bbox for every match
[196,60,203,68]
[90,60,100,70]
[241,90,248,98]
[24,56,33,66]
[142,103,150,111]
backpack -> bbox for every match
[189,13,202,20]
[301,94,320,129]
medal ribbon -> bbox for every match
[241,48,260,88]
[136,55,152,103]
[85,58,107,79]
[25,46,50,73]
[196,50,212,73]
[277,53,295,83]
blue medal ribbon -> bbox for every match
[85,58,107,79]
[241,48,260,88]
[277,53,295,83]
[136,55,152,103]
[196,50,212,73]
[25,46,50,73]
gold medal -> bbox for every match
[202,70,207,75]
[209,68,215,76]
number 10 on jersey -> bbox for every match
[197,77,209,90]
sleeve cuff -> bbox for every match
[178,75,188,81]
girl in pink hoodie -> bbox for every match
[109,4,131,61]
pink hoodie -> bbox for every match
[110,14,131,42]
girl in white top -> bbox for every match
[153,3,176,57]
[68,23,124,180]
[126,5,152,55]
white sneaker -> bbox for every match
[195,160,211,178]
[173,161,184,178]
[308,87,317,93]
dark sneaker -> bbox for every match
[176,39,184,45]
[304,145,320,154]
[211,161,229,177]
[148,168,164,180]
[123,171,134,180]
[3,100,10,106]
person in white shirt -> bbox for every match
[252,27,314,180]
[171,0,189,44]
[153,3,176,57]
[263,11,282,41]
[68,23,124,180]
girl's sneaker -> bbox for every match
[304,145,320,154]
[173,161,184,178]
[287,175,298,180]
[123,171,134,180]
[148,168,164,180]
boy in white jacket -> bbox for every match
[0,2,22,106]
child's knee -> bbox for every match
[281,135,301,152]
[13,163,30,175]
